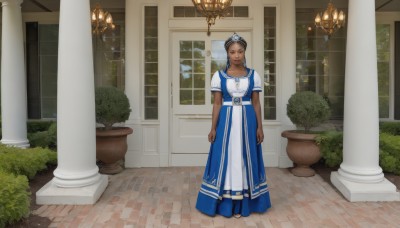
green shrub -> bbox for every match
[315,131,343,167]
[0,171,30,227]
[316,131,400,174]
[379,133,400,175]
[0,120,57,143]
[0,145,57,179]
[379,151,397,173]
[380,122,400,135]
[286,91,331,133]
[95,87,131,130]
[27,120,54,133]
[28,122,57,149]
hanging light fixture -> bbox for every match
[314,1,345,38]
[192,0,233,36]
[91,3,115,35]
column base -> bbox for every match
[36,175,108,205]
[331,171,400,202]
[1,139,30,148]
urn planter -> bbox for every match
[281,130,321,177]
[96,127,133,174]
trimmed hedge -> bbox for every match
[316,129,400,175]
[380,133,400,175]
[0,121,57,149]
[0,145,57,179]
[0,171,30,227]
[380,122,400,135]
[28,122,57,149]
[315,131,343,168]
[0,145,57,226]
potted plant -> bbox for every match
[281,91,331,177]
[95,86,133,174]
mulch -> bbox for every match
[6,163,400,227]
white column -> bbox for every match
[331,0,399,202]
[279,0,296,168]
[36,0,108,205]
[0,0,29,148]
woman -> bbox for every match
[196,33,271,218]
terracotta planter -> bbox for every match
[281,130,321,177]
[96,127,133,174]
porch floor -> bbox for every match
[33,167,400,227]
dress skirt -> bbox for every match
[196,102,271,217]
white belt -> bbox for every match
[223,101,252,106]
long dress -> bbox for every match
[196,68,271,217]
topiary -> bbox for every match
[287,91,331,133]
[95,87,132,131]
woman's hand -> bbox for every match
[257,128,264,144]
[208,129,216,143]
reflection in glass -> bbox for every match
[194,90,205,105]
[180,73,193,88]
[180,90,192,105]
[194,74,205,88]
[179,41,206,105]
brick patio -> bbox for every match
[33,167,400,227]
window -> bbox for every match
[179,41,205,105]
[376,24,390,118]
[39,24,59,118]
[144,6,159,119]
[264,7,277,120]
[93,12,125,89]
[296,9,347,119]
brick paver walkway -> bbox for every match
[33,167,400,227]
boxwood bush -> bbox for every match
[28,122,57,149]
[0,145,57,226]
[0,121,57,149]
[0,171,30,227]
[380,122,400,135]
[315,131,343,168]
[379,133,400,175]
[0,145,57,179]
[316,128,400,174]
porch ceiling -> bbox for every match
[18,0,400,13]
[296,0,400,12]
[21,0,125,13]
[22,0,400,12]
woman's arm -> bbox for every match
[208,92,222,143]
[252,92,264,144]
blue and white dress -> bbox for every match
[196,68,271,217]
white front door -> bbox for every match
[170,32,251,166]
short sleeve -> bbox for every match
[253,71,262,92]
[210,71,221,92]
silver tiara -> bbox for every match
[224,33,247,51]
[231,33,241,41]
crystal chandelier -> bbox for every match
[192,0,233,36]
[314,1,345,37]
[91,3,115,35]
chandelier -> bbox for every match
[314,1,345,37]
[91,3,115,35]
[192,0,233,36]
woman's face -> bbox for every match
[227,43,245,67]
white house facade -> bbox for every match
[1,0,399,203]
